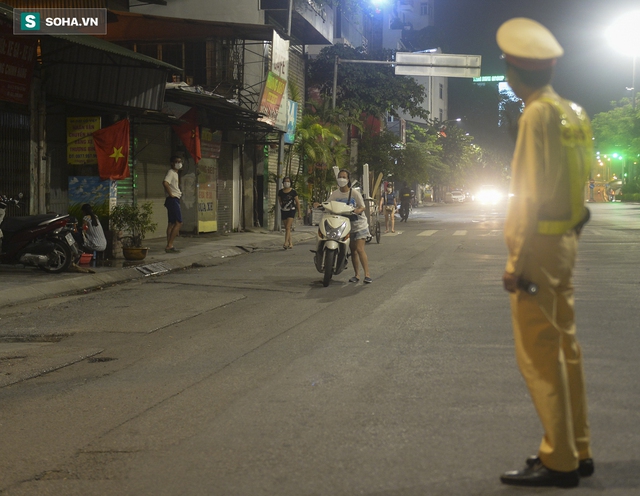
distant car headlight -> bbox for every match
[477,190,501,205]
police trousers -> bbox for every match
[509,231,591,472]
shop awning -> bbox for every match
[164,84,276,134]
[48,33,181,71]
[0,3,181,112]
[40,35,176,112]
[102,10,280,43]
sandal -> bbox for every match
[363,277,373,284]
[348,276,359,283]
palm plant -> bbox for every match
[293,113,347,202]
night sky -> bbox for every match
[435,0,640,117]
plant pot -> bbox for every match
[122,247,149,261]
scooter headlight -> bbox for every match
[324,219,347,240]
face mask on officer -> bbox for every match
[337,178,349,188]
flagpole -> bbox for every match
[131,115,136,207]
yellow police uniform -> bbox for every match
[499,18,593,475]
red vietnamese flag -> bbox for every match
[172,107,201,163]
[93,119,130,180]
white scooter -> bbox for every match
[312,200,355,287]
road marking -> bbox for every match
[384,231,402,236]
[453,230,467,236]
[417,230,438,236]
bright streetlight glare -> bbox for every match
[605,11,640,57]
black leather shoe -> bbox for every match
[526,455,594,477]
[500,460,579,488]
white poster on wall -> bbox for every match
[272,31,289,132]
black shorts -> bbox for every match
[281,209,296,220]
[164,197,182,224]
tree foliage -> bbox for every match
[592,98,640,193]
[292,112,348,203]
[307,44,429,120]
[592,98,640,158]
[357,130,401,179]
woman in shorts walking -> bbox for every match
[277,176,302,249]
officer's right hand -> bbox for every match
[502,271,519,293]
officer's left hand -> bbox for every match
[502,271,519,293]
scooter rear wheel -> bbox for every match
[322,249,335,287]
[39,239,73,274]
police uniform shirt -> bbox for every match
[504,85,591,276]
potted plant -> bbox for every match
[110,202,158,261]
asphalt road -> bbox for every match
[1,202,639,495]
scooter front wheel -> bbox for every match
[39,239,73,273]
[322,249,336,287]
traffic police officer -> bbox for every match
[497,18,594,488]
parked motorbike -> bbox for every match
[0,195,81,273]
[311,200,354,287]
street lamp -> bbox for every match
[606,10,640,110]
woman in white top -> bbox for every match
[81,204,107,252]
[327,170,372,284]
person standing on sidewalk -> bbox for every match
[497,18,593,489]
[379,184,397,233]
[278,176,302,249]
[163,156,183,253]
[399,182,411,222]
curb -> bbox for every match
[0,232,316,310]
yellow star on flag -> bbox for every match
[109,146,125,162]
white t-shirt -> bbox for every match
[327,188,368,232]
[164,169,182,198]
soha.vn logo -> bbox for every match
[20,12,100,30]
[20,12,40,30]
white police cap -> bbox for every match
[497,18,564,70]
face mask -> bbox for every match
[387,188,392,193]
[337,178,349,187]
[174,162,183,170]
[283,182,291,188]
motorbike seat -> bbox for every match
[1,214,65,233]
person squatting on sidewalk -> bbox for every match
[497,17,594,489]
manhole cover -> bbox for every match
[136,262,170,276]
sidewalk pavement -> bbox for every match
[0,225,317,311]
[0,225,317,388]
